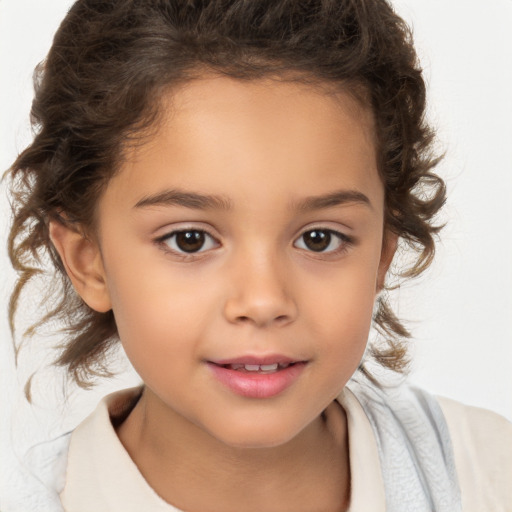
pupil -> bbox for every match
[176,231,205,252]
[304,230,330,251]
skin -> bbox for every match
[50,76,395,512]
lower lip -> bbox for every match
[207,362,306,399]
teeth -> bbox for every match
[260,363,278,371]
[226,362,291,372]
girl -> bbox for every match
[3,1,511,511]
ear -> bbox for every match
[49,220,112,313]
[376,231,398,293]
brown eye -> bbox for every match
[302,230,331,251]
[162,229,218,254]
[175,231,205,252]
[294,229,349,253]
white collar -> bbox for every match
[59,386,386,511]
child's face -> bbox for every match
[87,76,392,447]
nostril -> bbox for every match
[234,313,290,326]
[225,293,298,327]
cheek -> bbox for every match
[306,257,378,326]
[303,261,378,361]
[102,254,212,374]
[103,234,208,321]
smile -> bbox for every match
[207,358,307,398]
[221,362,294,373]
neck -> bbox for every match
[117,387,350,512]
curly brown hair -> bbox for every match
[7,0,445,388]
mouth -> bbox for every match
[216,362,298,374]
[207,357,307,398]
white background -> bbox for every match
[0,0,511,458]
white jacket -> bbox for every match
[4,375,512,511]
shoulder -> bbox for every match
[437,396,512,511]
[345,375,462,511]
[346,374,512,511]
[59,386,174,512]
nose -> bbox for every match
[223,249,298,328]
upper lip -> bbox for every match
[209,355,303,366]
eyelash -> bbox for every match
[294,228,353,256]
[155,228,220,259]
[155,227,354,258]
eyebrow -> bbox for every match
[134,189,233,210]
[293,190,372,211]
[134,188,372,212]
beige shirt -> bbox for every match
[60,388,512,512]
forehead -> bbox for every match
[106,75,382,213]
[159,75,377,164]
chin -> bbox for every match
[206,416,312,450]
